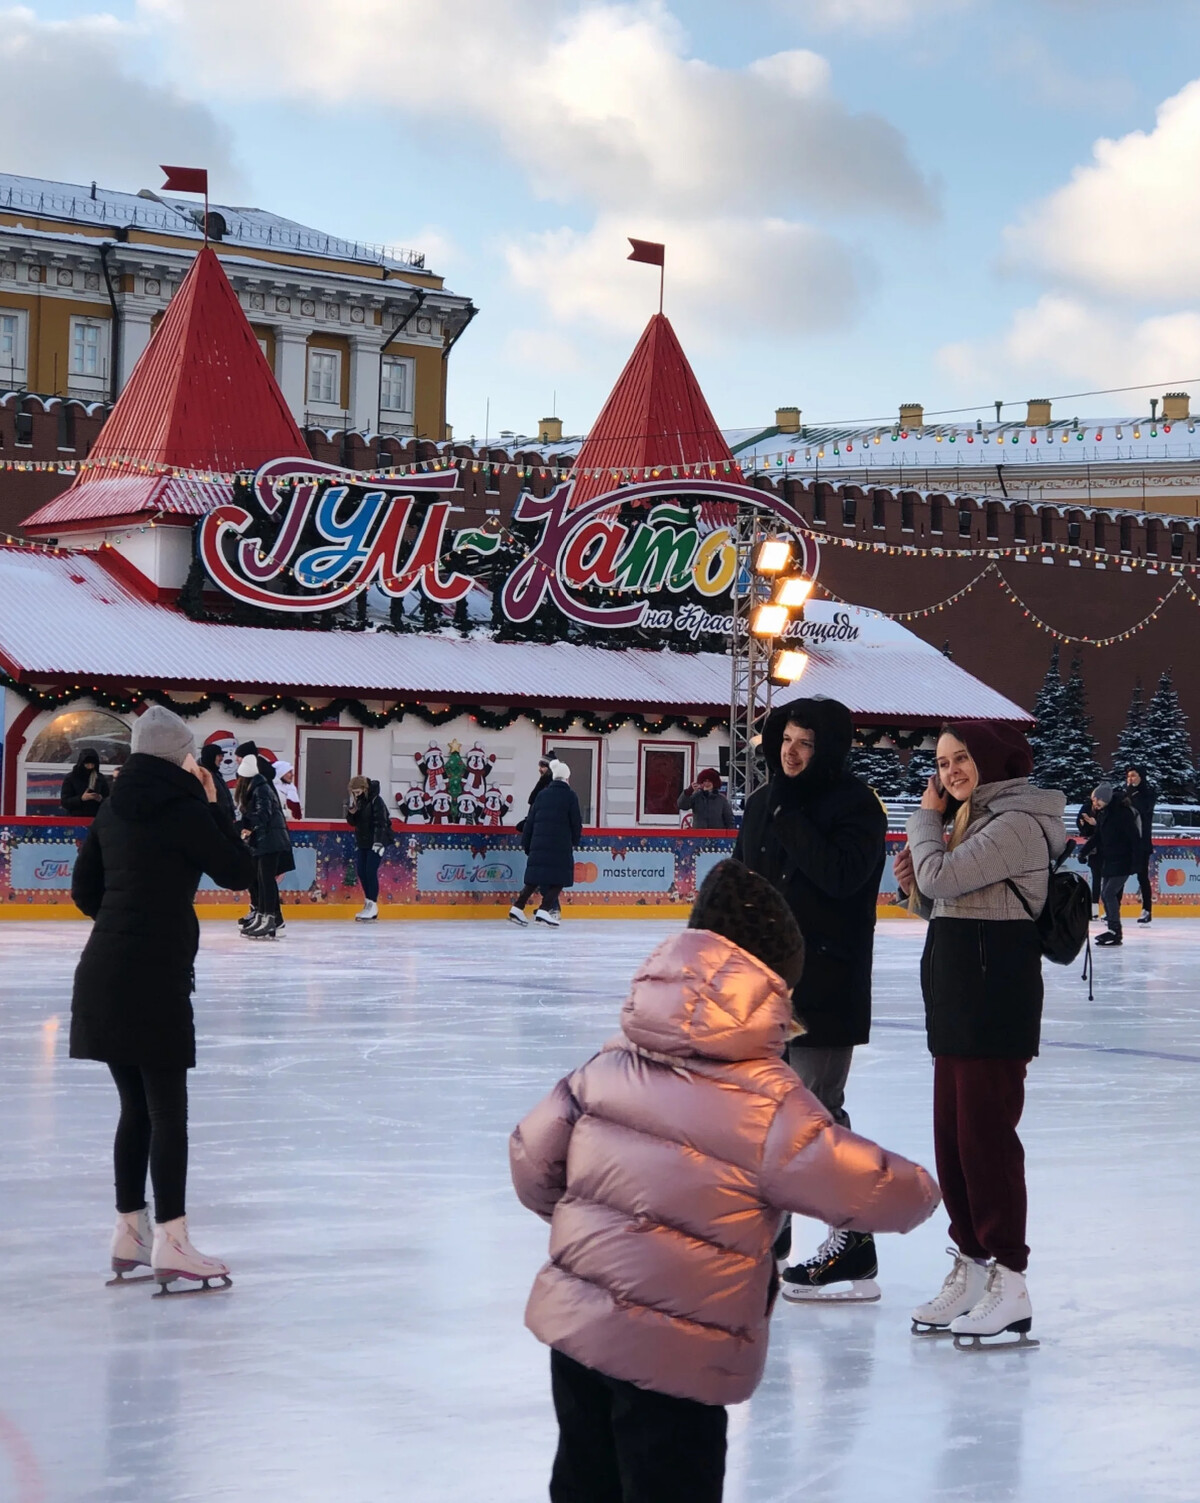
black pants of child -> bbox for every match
[255,853,283,922]
[108,1063,189,1223]
[517,882,562,913]
[355,847,381,902]
[549,1349,727,1503]
[1134,851,1152,913]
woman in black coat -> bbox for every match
[70,705,252,1291]
[235,754,293,941]
[61,747,112,819]
[198,740,237,823]
[511,760,583,927]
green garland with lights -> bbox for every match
[0,672,727,737]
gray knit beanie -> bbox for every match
[131,705,196,767]
[1093,782,1113,805]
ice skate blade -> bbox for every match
[911,1319,957,1338]
[953,1321,1038,1352]
[152,1272,233,1297]
[782,1279,880,1304]
[106,1265,154,1286]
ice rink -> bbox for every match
[2,915,1198,1503]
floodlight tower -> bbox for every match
[728,507,812,807]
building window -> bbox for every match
[1144,520,1157,557]
[70,318,105,377]
[0,308,27,386]
[380,356,413,413]
[900,494,914,531]
[638,742,693,826]
[1119,516,1132,554]
[841,492,857,526]
[1171,531,1184,559]
[872,492,885,528]
[1040,510,1054,543]
[958,504,972,538]
[1067,516,1081,546]
[1013,509,1027,543]
[1093,514,1105,550]
[930,500,943,533]
[307,349,341,406]
[986,503,1001,540]
[811,486,826,523]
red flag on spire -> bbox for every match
[627,238,665,267]
[161,165,208,195]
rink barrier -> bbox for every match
[2,820,1199,917]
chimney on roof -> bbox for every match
[775,406,801,433]
[539,416,563,444]
[1026,398,1051,426]
[899,402,923,428]
[1163,391,1190,421]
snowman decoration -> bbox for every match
[396,786,429,824]
[415,742,447,798]
[461,743,495,804]
[479,786,513,827]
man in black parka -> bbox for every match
[61,747,111,819]
[733,696,887,1300]
[1124,765,1158,923]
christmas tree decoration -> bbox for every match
[1143,669,1197,802]
[1113,680,1156,786]
[849,744,906,799]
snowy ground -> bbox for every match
[1,916,1198,1503]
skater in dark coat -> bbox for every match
[733,696,887,1299]
[1080,783,1140,946]
[345,775,393,922]
[69,705,252,1289]
[515,758,553,833]
[1123,766,1158,922]
[896,721,1066,1345]
[198,741,236,822]
[61,748,111,819]
[1075,793,1103,912]
[236,753,293,940]
[512,760,582,926]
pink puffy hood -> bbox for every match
[511,929,939,1406]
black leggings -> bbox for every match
[516,883,563,912]
[108,1063,189,1224]
[256,852,283,921]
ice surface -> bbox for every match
[1,917,1199,1503]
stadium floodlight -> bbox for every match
[768,649,809,686]
[753,538,792,575]
[773,574,814,608]
[751,603,790,638]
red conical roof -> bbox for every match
[83,245,306,475]
[568,313,738,508]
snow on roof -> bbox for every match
[0,548,1031,725]
[0,171,429,274]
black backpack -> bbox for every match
[1006,838,1094,998]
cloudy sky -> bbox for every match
[7,0,1200,438]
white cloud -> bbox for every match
[776,0,971,32]
[503,328,586,374]
[1006,79,1200,303]
[138,0,933,220]
[0,6,241,191]
[938,295,1200,400]
[505,213,862,343]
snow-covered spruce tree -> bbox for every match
[1113,679,1156,786]
[1143,669,1197,803]
[905,749,937,796]
[1054,654,1104,801]
[1028,646,1068,790]
[849,745,906,799]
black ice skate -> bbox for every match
[780,1228,880,1303]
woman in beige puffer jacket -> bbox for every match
[510,860,938,1502]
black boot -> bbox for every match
[781,1229,880,1303]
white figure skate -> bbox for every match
[107,1208,154,1285]
[508,906,530,926]
[151,1217,232,1296]
[355,900,378,922]
[950,1263,1037,1350]
[534,909,561,927]
[911,1249,989,1336]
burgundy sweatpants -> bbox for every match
[933,1056,1030,1274]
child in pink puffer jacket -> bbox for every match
[510,858,939,1503]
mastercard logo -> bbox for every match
[1165,868,1187,888]
[574,862,599,884]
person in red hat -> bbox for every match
[895,719,1066,1349]
[677,768,735,830]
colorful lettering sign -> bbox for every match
[196,461,820,633]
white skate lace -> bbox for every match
[969,1266,1003,1317]
[806,1228,849,1266]
[926,1249,972,1311]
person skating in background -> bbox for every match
[510,859,938,1503]
[677,767,736,830]
[733,698,888,1302]
[1075,791,1103,919]
[61,747,112,820]
[345,775,394,922]
[511,759,582,928]
[1080,783,1140,948]
[235,753,293,941]
[515,756,553,833]
[198,741,237,823]
[69,705,253,1294]
[274,760,302,820]
[1124,765,1158,924]
[895,721,1065,1348]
